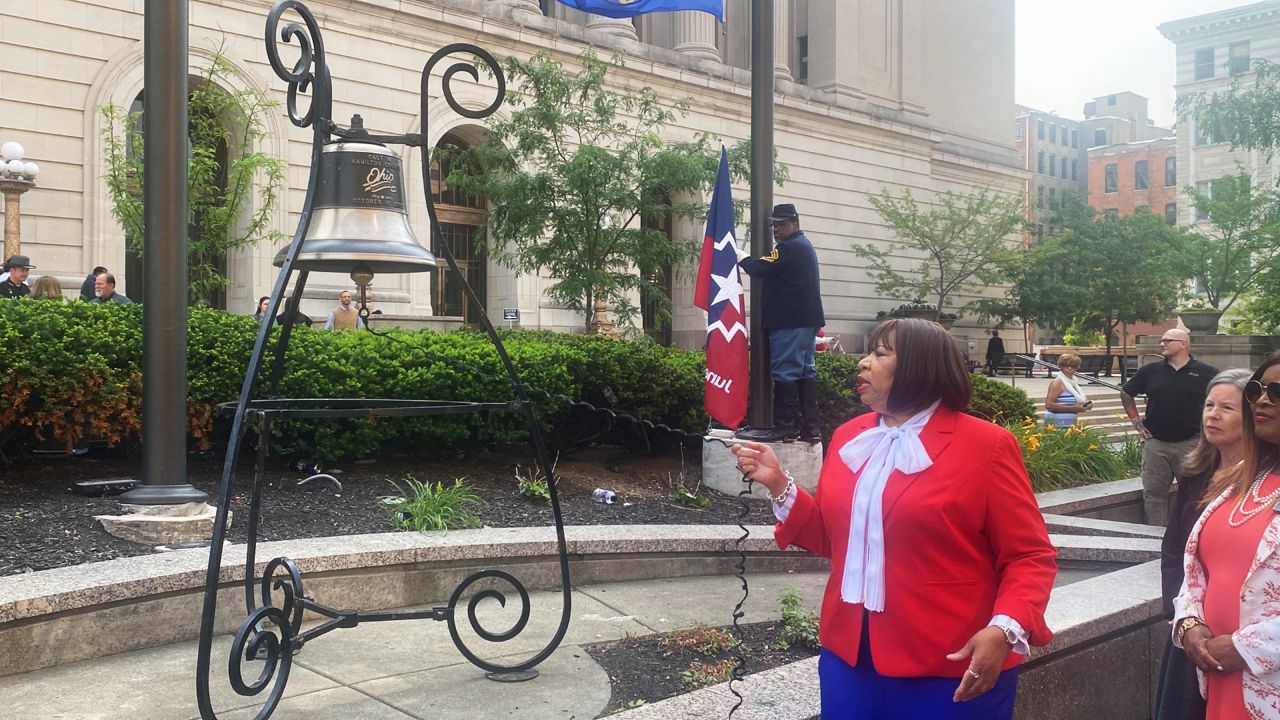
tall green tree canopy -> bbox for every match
[854,187,1024,320]
[1179,173,1280,313]
[1179,58,1280,155]
[101,50,285,305]
[445,50,781,333]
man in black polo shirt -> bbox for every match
[1121,328,1218,526]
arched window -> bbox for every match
[429,134,487,326]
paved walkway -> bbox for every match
[0,571,827,720]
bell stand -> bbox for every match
[193,3,573,718]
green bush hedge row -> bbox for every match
[0,300,1028,461]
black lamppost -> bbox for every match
[119,0,209,505]
[193,3,571,717]
[747,0,775,431]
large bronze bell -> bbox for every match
[275,140,436,273]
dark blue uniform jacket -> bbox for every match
[738,230,825,330]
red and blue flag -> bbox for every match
[556,0,724,21]
[694,148,748,429]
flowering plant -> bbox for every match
[1178,296,1215,312]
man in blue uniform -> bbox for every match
[736,204,825,443]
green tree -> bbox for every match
[1178,58,1280,156]
[1052,197,1185,358]
[444,50,783,333]
[1179,173,1280,313]
[101,50,286,305]
[854,187,1024,321]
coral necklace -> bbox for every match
[1229,456,1280,527]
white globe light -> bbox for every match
[22,162,38,178]
[6,159,25,176]
[0,142,23,162]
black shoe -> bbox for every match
[796,378,821,444]
[734,426,788,443]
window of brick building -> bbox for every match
[1038,119,1045,139]
[1038,185,1044,208]
[1049,153,1056,177]
[1195,47,1215,80]
[1135,160,1148,190]
[1015,122,1023,140]
[1049,186,1057,209]
[1071,129,1078,148]
[1062,157,1068,177]
[1165,156,1176,186]
[1105,164,1118,193]
[1230,41,1251,75]
[1038,151,1045,173]
[1072,158,1078,181]
[1093,128,1107,147]
[1104,208,1118,221]
[1050,123,1057,143]
[1165,203,1177,225]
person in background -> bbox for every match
[1043,353,1093,428]
[253,296,271,322]
[731,318,1057,719]
[1173,353,1280,719]
[30,275,64,299]
[80,266,107,301]
[1155,369,1251,720]
[985,330,1005,377]
[324,290,364,330]
[1123,328,1218,525]
[0,255,34,298]
[89,272,133,305]
[736,203,825,444]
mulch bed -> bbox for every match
[0,445,777,576]
[586,620,819,715]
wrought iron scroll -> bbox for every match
[194,3,570,719]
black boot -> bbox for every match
[774,380,799,442]
[797,377,821,444]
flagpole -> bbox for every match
[748,0,774,431]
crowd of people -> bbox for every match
[1,255,132,304]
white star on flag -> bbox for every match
[708,268,743,314]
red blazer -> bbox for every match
[777,406,1057,677]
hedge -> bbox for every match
[0,300,1030,462]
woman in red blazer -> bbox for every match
[733,318,1057,719]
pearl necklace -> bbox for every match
[1228,456,1280,527]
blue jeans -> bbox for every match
[768,327,818,381]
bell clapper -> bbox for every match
[351,262,375,322]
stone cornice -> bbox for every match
[1159,1,1280,42]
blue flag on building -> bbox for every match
[557,0,724,21]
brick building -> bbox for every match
[1087,137,1178,222]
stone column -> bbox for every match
[774,0,793,81]
[673,10,720,62]
[495,0,543,23]
[0,180,32,259]
[806,2,862,101]
[586,15,639,41]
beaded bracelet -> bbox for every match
[771,472,796,505]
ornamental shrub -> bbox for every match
[967,373,1036,424]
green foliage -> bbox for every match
[382,476,484,532]
[444,50,785,332]
[681,660,735,689]
[671,486,711,508]
[1178,58,1280,157]
[776,586,820,651]
[1061,320,1104,347]
[813,351,867,446]
[1006,421,1128,492]
[514,462,552,504]
[100,48,286,305]
[855,187,1024,318]
[1178,173,1280,314]
[967,374,1036,425]
[669,625,740,655]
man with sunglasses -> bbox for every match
[1122,328,1218,526]
[736,203,825,444]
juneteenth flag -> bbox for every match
[557,0,725,21]
[694,148,748,429]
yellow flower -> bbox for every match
[1088,443,1098,451]
[1027,435,1041,451]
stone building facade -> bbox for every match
[1014,106,1086,240]
[1160,0,1280,228]
[0,0,1022,351]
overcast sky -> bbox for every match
[1015,0,1250,127]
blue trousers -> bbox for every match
[768,327,818,381]
[818,640,1019,720]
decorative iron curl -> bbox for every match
[445,569,537,672]
[264,0,329,129]
[421,43,506,125]
[260,556,306,638]
[226,606,293,719]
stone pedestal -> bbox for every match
[703,431,824,501]
[95,502,228,546]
